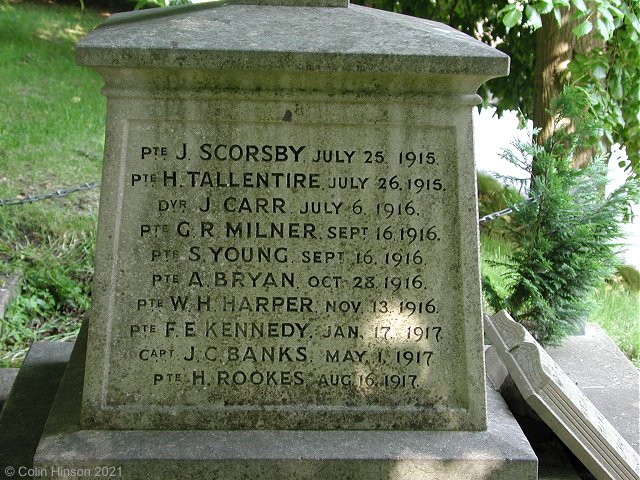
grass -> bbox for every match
[0,1,106,184]
[0,0,105,366]
[590,286,640,367]
[478,231,513,303]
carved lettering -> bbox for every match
[111,122,463,425]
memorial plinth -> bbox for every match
[33,1,537,478]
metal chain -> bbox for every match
[0,182,100,207]
[0,180,525,224]
[478,206,516,223]
[479,197,534,223]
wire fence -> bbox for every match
[0,181,521,222]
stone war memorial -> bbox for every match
[31,0,539,478]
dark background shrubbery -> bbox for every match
[33,0,136,12]
[477,172,521,236]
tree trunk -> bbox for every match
[533,12,573,146]
[534,8,603,170]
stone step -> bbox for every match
[0,342,74,477]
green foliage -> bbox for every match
[479,232,515,307]
[614,265,640,292]
[477,172,522,235]
[481,232,640,365]
[0,230,95,367]
[134,0,190,9]
[352,0,535,133]
[482,86,640,345]
[590,286,640,366]
[567,3,640,176]
[477,173,522,214]
[494,0,640,176]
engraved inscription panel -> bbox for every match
[100,119,470,427]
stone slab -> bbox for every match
[0,368,18,413]
[487,347,588,480]
[0,271,21,317]
[546,324,640,452]
[485,310,640,480]
[33,322,537,479]
[0,342,74,477]
[0,271,21,337]
[486,324,640,451]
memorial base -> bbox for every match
[28,325,537,480]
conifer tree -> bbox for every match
[483,86,639,344]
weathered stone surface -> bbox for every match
[76,1,509,431]
[0,271,21,325]
[485,310,640,480]
[34,326,537,479]
[547,324,640,452]
[0,368,18,414]
[75,1,508,79]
